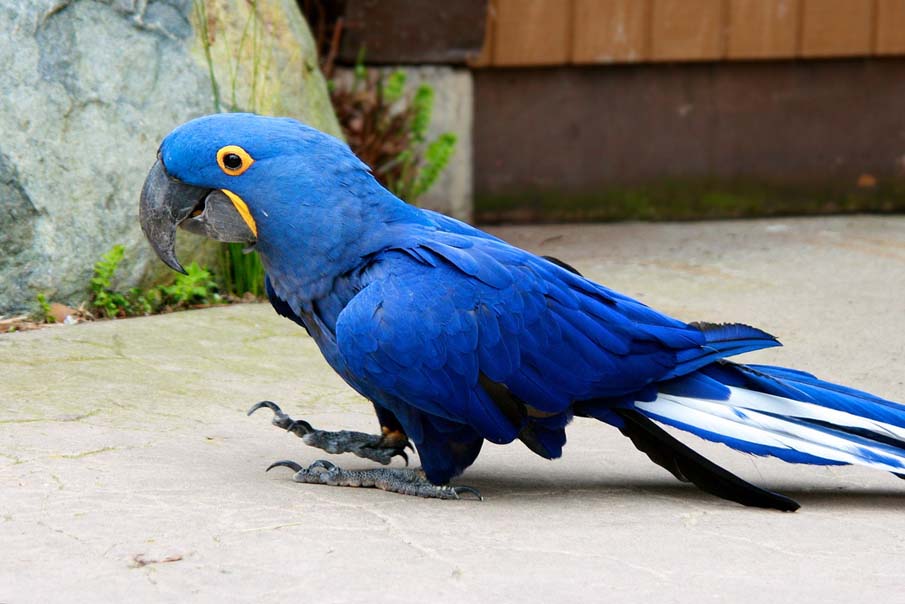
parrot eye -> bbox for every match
[216,145,254,176]
[224,154,242,169]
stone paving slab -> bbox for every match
[2,216,904,603]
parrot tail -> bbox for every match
[635,361,905,476]
[591,361,905,511]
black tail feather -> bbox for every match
[614,409,800,512]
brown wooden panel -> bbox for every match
[800,0,874,57]
[468,0,496,67]
[474,61,905,220]
[572,0,649,63]
[727,0,799,59]
[492,0,571,66]
[650,0,724,61]
[337,0,489,64]
[876,0,905,55]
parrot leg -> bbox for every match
[247,400,411,465]
[266,459,482,500]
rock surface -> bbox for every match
[0,0,339,315]
[2,217,904,602]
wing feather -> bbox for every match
[336,240,776,445]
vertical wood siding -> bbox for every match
[472,0,902,66]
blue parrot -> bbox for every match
[140,113,905,510]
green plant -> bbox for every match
[332,66,458,205]
[35,293,55,324]
[89,245,143,318]
[410,84,433,142]
[403,131,458,203]
[87,245,223,318]
[159,262,222,308]
[382,69,406,103]
[218,243,266,298]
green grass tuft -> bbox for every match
[217,243,266,298]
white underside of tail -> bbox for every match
[635,386,905,473]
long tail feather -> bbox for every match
[615,409,800,511]
[635,362,905,475]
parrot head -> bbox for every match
[139,113,374,274]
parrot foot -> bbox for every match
[266,459,483,501]
[247,400,411,465]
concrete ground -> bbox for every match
[2,216,904,603]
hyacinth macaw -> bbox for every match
[140,113,905,510]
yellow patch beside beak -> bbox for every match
[221,189,258,237]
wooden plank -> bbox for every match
[468,0,496,67]
[572,0,649,63]
[338,0,489,64]
[650,0,724,61]
[492,0,571,66]
[876,0,905,55]
[726,0,799,59]
[800,0,874,57]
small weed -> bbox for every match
[333,65,458,205]
[410,132,457,202]
[218,243,266,298]
[89,245,147,318]
[82,245,225,321]
[158,262,221,309]
[299,5,459,205]
[36,293,55,324]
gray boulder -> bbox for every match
[0,0,339,315]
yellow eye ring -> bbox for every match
[216,145,254,176]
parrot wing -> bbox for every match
[335,234,780,448]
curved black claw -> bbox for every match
[397,449,410,466]
[452,486,483,501]
[248,400,282,417]
[248,400,312,435]
[266,460,303,473]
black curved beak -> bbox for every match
[139,158,256,274]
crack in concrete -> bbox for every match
[358,504,455,565]
[0,452,24,464]
[52,445,121,460]
[0,409,100,424]
[35,519,88,545]
[49,473,65,490]
[237,521,310,533]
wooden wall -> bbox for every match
[470,0,905,66]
